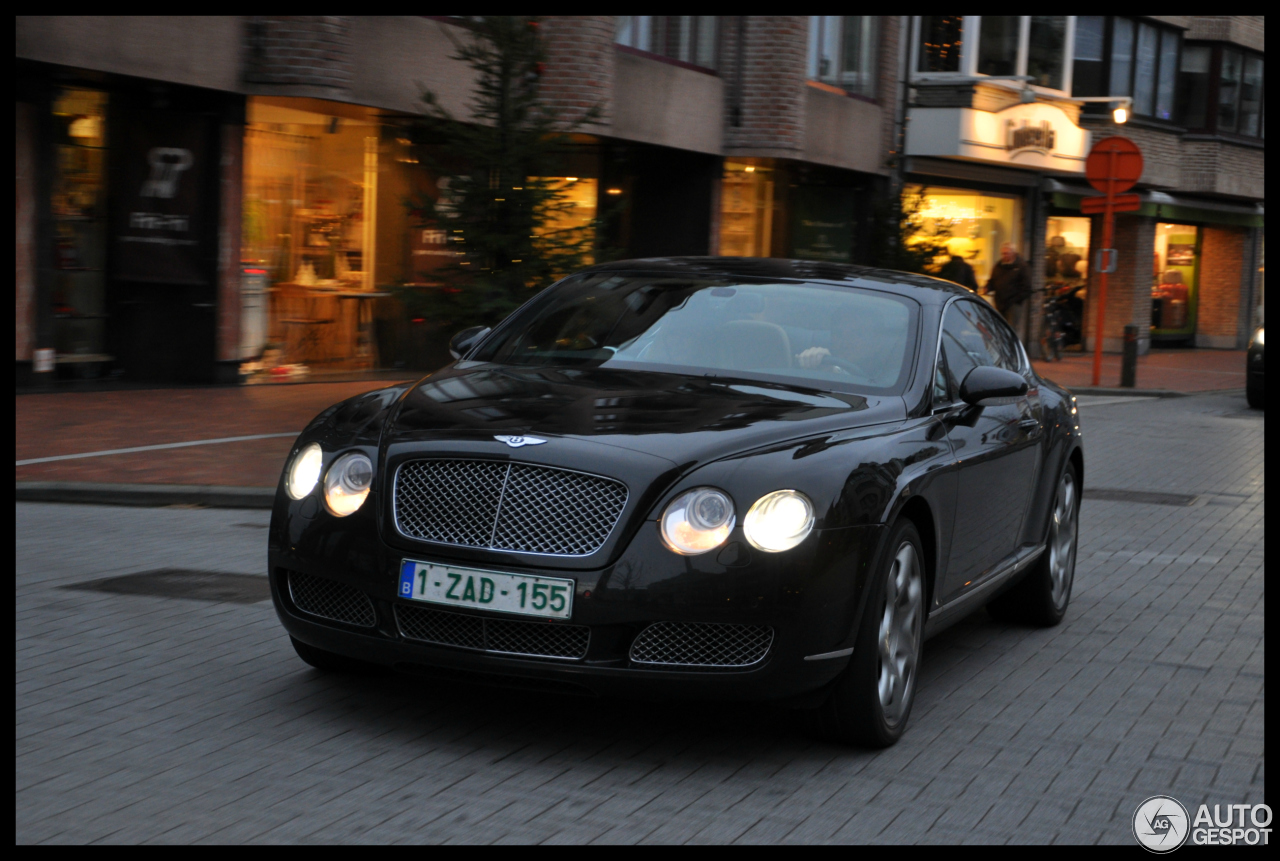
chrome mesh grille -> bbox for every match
[287,571,376,628]
[395,604,590,661]
[394,459,628,556]
[629,622,774,668]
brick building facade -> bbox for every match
[14,16,1265,385]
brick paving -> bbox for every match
[15,390,1264,844]
[1030,348,1247,393]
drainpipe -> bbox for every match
[891,15,911,200]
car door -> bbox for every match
[935,299,1043,602]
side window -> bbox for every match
[961,300,1022,372]
[932,345,951,404]
[941,302,989,392]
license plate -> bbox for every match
[398,560,575,620]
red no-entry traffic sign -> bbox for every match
[1085,136,1143,194]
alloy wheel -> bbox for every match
[1048,471,1078,610]
[877,541,923,727]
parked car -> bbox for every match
[1247,326,1264,409]
[268,258,1084,747]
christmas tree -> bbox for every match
[405,17,601,331]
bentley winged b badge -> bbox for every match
[495,435,547,448]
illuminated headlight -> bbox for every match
[324,451,374,516]
[660,487,735,555]
[744,490,815,553]
[286,443,323,500]
[1253,327,1264,347]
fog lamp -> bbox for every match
[324,451,374,516]
[744,490,815,553]
[286,443,323,500]
[660,487,735,555]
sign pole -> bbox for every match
[1091,148,1116,387]
[1082,136,1143,388]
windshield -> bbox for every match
[469,273,920,394]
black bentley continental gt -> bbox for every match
[269,258,1084,747]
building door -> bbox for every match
[1151,222,1200,342]
[50,87,110,376]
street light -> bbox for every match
[1074,96,1133,124]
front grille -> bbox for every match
[629,622,774,668]
[395,604,590,661]
[394,459,628,556]
[287,571,377,628]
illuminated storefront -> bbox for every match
[906,187,1024,287]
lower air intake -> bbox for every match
[287,570,377,628]
[629,621,774,668]
[395,604,589,661]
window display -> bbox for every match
[1151,222,1199,337]
[241,98,382,379]
[904,186,1023,289]
[719,162,775,258]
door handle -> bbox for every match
[1018,418,1041,434]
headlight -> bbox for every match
[1253,327,1264,347]
[324,451,374,516]
[743,490,814,553]
[286,443,323,500]
[660,487,735,555]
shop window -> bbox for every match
[534,177,598,266]
[904,186,1023,289]
[1151,223,1199,339]
[51,87,110,368]
[241,98,384,379]
[719,162,775,258]
[616,16,717,70]
[917,16,964,73]
[808,16,879,98]
[1075,17,1181,122]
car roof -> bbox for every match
[579,257,976,304]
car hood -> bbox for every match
[386,363,905,469]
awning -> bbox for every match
[1043,179,1264,227]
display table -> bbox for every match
[335,291,391,367]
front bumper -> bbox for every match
[268,491,883,703]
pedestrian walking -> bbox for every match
[987,242,1032,332]
[937,254,979,291]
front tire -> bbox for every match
[988,461,1079,627]
[1246,379,1263,410]
[801,520,925,748]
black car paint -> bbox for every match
[268,258,1082,702]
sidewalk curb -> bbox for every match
[1060,387,1191,397]
[16,482,275,509]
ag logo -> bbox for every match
[1134,796,1190,852]
[494,435,547,448]
[140,148,193,199]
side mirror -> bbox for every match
[449,325,491,360]
[959,366,1028,406]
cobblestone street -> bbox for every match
[16,391,1264,844]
